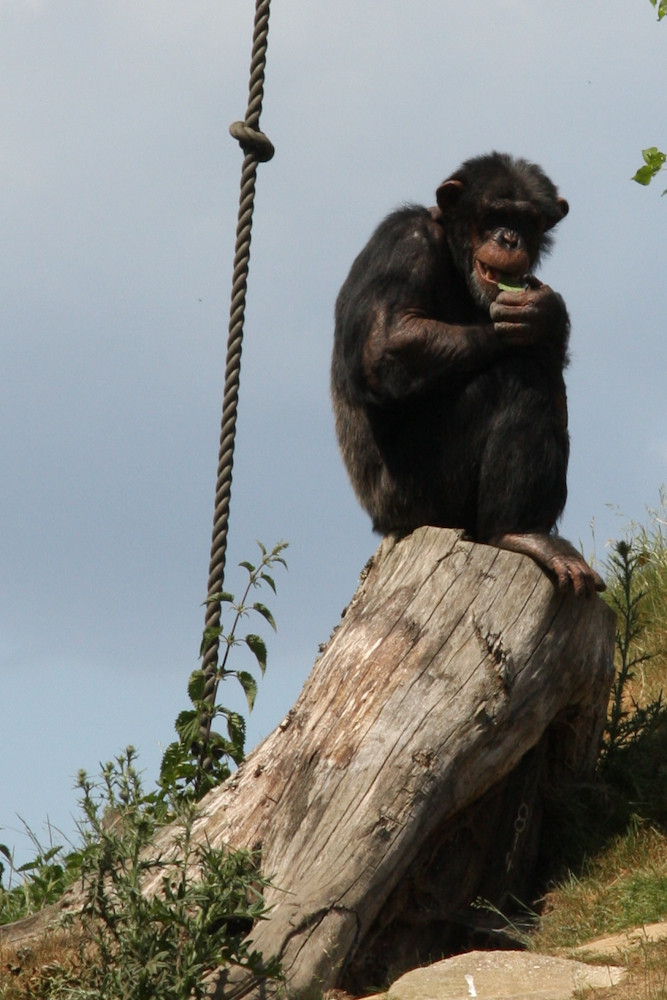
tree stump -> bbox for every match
[146,526,615,999]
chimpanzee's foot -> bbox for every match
[489,532,606,598]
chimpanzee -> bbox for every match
[331,152,604,597]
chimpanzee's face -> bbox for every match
[467,201,543,307]
[436,157,568,310]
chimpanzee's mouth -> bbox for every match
[476,259,525,288]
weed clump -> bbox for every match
[0,543,287,999]
[533,496,667,958]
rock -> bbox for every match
[573,920,667,959]
[387,950,625,1000]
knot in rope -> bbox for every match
[229,121,275,162]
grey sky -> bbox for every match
[1,0,666,864]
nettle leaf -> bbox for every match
[159,742,200,789]
[253,602,276,631]
[18,859,40,873]
[41,846,63,864]
[187,669,207,702]
[236,670,258,711]
[174,709,201,745]
[226,711,246,754]
[199,625,223,657]
[204,590,235,605]
[259,572,277,594]
[245,634,268,674]
[239,560,256,574]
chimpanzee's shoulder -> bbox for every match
[366,204,446,259]
[372,203,435,236]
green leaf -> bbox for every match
[642,146,666,169]
[236,670,258,712]
[244,634,268,675]
[633,147,666,187]
[633,164,657,186]
[174,709,201,745]
[239,560,256,574]
[200,626,222,657]
[252,602,276,631]
[225,712,246,759]
[41,845,63,864]
[18,859,40,873]
[259,572,277,594]
[0,843,11,862]
[203,591,234,605]
[159,741,197,784]
[187,669,207,702]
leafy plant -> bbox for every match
[594,507,667,834]
[63,749,281,1000]
[0,820,86,925]
[633,146,667,194]
[632,5,666,193]
[2,541,287,929]
[159,540,287,801]
[600,538,657,760]
[1,537,287,986]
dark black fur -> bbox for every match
[331,152,571,543]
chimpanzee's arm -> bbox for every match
[361,310,502,401]
[335,207,503,404]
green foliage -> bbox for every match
[533,502,667,963]
[0,829,82,925]
[633,9,666,194]
[2,751,283,996]
[633,146,667,193]
[63,749,280,1000]
[533,821,667,951]
[2,541,287,1000]
[1,541,287,928]
[649,0,667,19]
[540,506,667,878]
[159,540,287,801]
[595,507,667,829]
[600,539,657,761]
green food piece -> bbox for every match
[497,278,525,293]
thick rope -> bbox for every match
[198,0,274,770]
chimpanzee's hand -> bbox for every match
[490,276,568,349]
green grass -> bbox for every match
[529,496,667,998]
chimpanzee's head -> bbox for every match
[435,152,569,308]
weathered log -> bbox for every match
[152,526,614,998]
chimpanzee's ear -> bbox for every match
[544,196,569,230]
[436,178,464,213]
[557,197,569,220]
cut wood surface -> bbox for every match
[149,526,615,998]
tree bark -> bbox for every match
[157,527,614,998]
[1,528,614,994]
